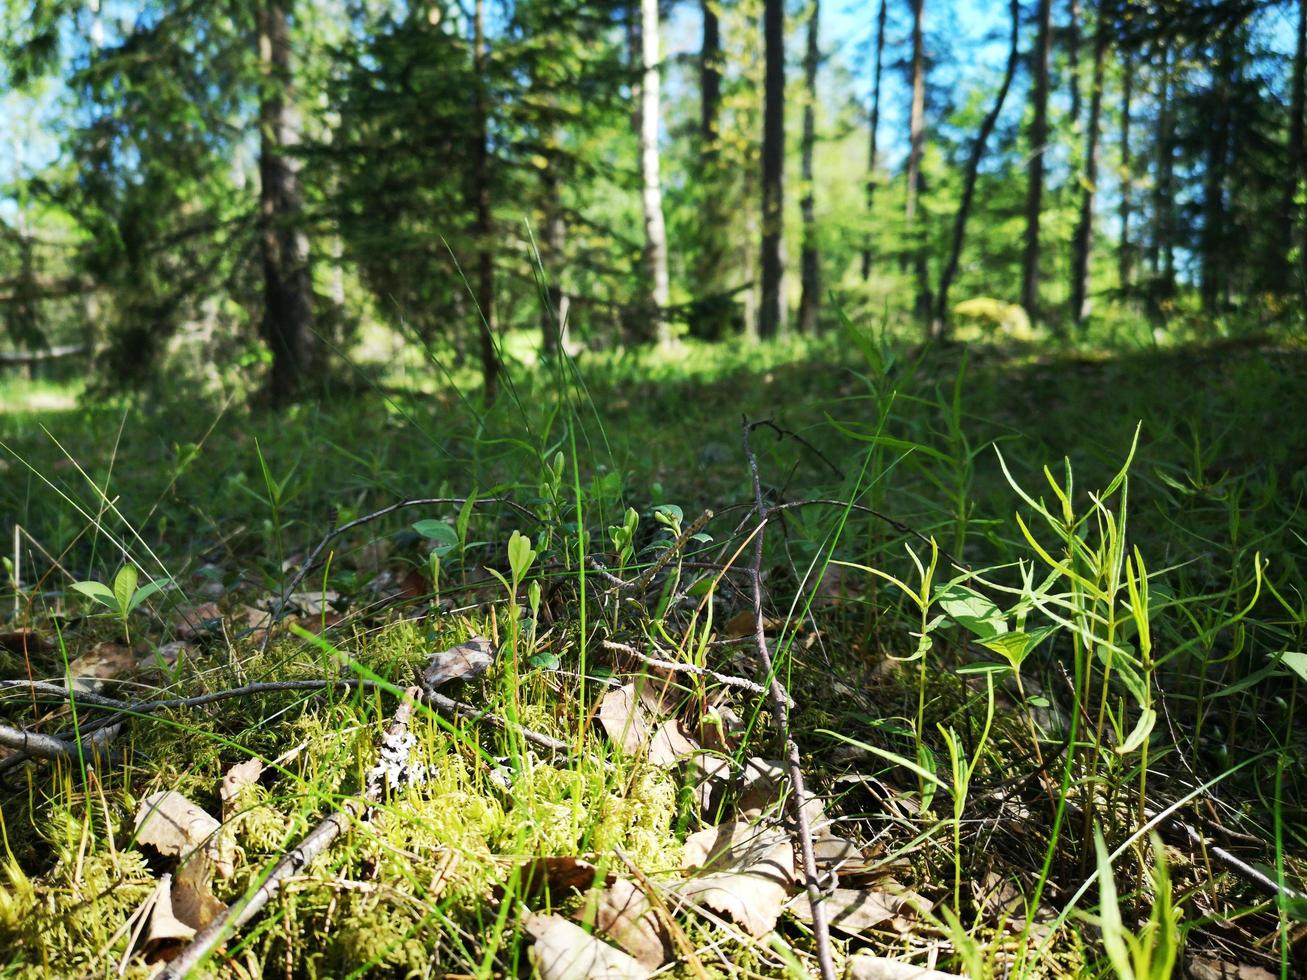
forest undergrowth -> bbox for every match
[0,328,1304,978]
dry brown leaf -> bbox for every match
[0,628,52,655]
[788,886,916,936]
[67,642,136,692]
[585,878,672,970]
[172,853,228,930]
[143,873,195,950]
[688,752,733,819]
[240,605,274,641]
[153,641,191,667]
[170,602,222,639]
[519,856,603,903]
[736,757,786,816]
[598,684,650,756]
[220,758,265,821]
[698,702,744,752]
[285,590,339,617]
[676,821,795,938]
[844,956,963,980]
[647,719,699,767]
[422,635,494,690]
[524,912,650,980]
[134,790,234,879]
[724,610,784,637]
[1185,956,1276,980]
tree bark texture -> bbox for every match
[758,0,786,338]
[861,0,888,281]
[257,0,316,407]
[1021,0,1053,324]
[798,0,821,334]
[933,0,1020,339]
[639,0,671,342]
[1070,5,1107,327]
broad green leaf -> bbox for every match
[507,530,537,586]
[127,578,169,613]
[979,626,1056,668]
[652,503,683,527]
[935,583,1008,640]
[1278,651,1307,684]
[413,519,459,555]
[71,581,116,609]
[113,565,139,615]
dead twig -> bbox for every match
[741,417,836,980]
[158,687,424,979]
[264,496,539,653]
[600,639,792,707]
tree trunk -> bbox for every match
[1021,0,1052,326]
[472,0,498,399]
[257,0,316,407]
[1067,0,1081,131]
[1070,6,1107,328]
[860,0,888,281]
[905,0,930,323]
[639,0,671,343]
[1118,45,1133,291]
[701,0,721,147]
[1149,41,1175,293]
[798,0,820,334]
[540,166,568,357]
[1277,0,1306,296]
[933,0,1020,339]
[1200,33,1233,313]
[758,0,786,338]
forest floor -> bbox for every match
[0,330,1304,978]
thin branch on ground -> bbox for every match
[599,639,791,706]
[159,686,424,979]
[741,416,836,980]
[264,496,540,652]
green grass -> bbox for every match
[0,326,1304,977]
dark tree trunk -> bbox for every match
[798,0,820,334]
[1070,6,1107,328]
[861,0,888,281]
[472,0,498,399]
[540,166,568,357]
[257,0,316,407]
[758,0,785,337]
[933,0,1020,339]
[701,0,721,147]
[1276,0,1306,296]
[1150,41,1175,293]
[1067,0,1081,130]
[1200,33,1234,313]
[1118,45,1133,291]
[1021,0,1053,326]
[905,0,931,323]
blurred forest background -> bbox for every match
[3,0,1305,399]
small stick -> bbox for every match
[0,719,120,760]
[741,417,837,980]
[263,496,538,652]
[159,687,424,979]
[600,639,792,707]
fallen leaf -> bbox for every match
[422,635,494,690]
[143,873,195,950]
[67,642,136,692]
[153,641,191,667]
[736,757,786,816]
[725,610,783,637]
[598,684,650,756]
[134,790,234,878]
[844,956,963,980]
[220,758,265,821]
[585,878,672,970]
[698,702,744,752]
[524,912,650,980]
[676,821,795,937]
[1185,956,1276,980]
[687,752,733,820]
[0,628,52,655]
[519,856,603,903]
[171,852,227,930]
[240,605,274,641]
[171,602,222,639]
[285,590,339,617]
[647,719,698,767]
[788,886,919,936]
